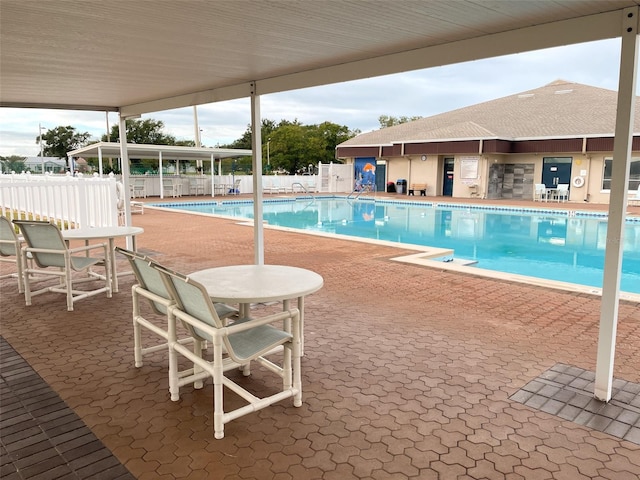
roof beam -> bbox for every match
[0,102,119,112]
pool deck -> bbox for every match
[1,194,639,479]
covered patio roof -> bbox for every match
[0,1,637,115]
[68,142,252,162]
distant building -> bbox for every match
[22,157,67,173]
[336,80,640,204]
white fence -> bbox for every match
[121,174,321,197]
[0,172,119,229]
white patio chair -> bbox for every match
[189,178,205,196]
[116,247,237,382]
[131,178,147,198]
[533,183,547,202]
[214,182,227,196]
[263,179,278,194]
[555,184,569,202]
[14,220,112,311]
[163,178,182,197]
[0,216,25,292]
[228,178,241,195]
[152,263,302,439]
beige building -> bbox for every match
[336,80,640,204]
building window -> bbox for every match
[602,157,640,190]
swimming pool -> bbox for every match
[153,197,640,294]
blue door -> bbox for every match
[375,162,386,193]
[542,157,572,190]
[443,157,454,196]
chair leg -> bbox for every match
[132,291,144,367]
[168,311,181,401]
[193,339,204,389]
[212,336,225,439]
[292,311,302,407]
[65,257,74,311]
[22,252,32,306]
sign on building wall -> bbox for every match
[460,156,479,179]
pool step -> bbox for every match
[450,258,478,266]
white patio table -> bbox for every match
[189,264,323,355]
[62,226,144,293]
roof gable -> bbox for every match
[341,80,640,147]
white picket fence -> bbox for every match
[0,172,119,229]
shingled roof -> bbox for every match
[340,80,640,147]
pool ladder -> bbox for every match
[347,183,376,200]
[291,182,313,199]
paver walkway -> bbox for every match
[1,196,639,479]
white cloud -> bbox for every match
[0,38,627,157]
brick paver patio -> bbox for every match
[1,195,639,479]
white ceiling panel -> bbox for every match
[1,0,638,115]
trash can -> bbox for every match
[396,179,407,194]
[386,181,396,193]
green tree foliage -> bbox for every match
[0,155,27,173]
[223,119,358,174]
[225,119,278,150]
[378,115,422,128]
[38,126,91,167]
[101,118,176,144]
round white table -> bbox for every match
[189,264,323,354]
[62,226,144,292]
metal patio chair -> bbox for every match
[14,220,112,311]
[151,262,302,439]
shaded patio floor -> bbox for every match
[1,195,639,479]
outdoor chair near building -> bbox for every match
[151,262,302,439]
[130,178,147,198]
[534,183,548,202]
[263,179,279,194]
[228,178,242,195]
[0,216,25,292]
[115,248,237,387]
[555,184,569,202]
[189,177,206,196]
[162,178,182,197]
[14,220,112,311]
[304,179,317,193]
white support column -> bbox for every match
[594,6,638,402]
[159,151,164,199]
[250,82,265,265]
[118,115,133,247]
[210,153,215,197]
[98,147,103,177]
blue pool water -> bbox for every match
[154,197,640,294]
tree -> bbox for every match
[224,118,278,150]
[378,115,422,128]
[101,118,176,144]
[313,121,359,164]
[0,155,27,173]
[38,126,92,169]
[223,119,358,174]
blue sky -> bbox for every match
[0,38,626,157]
